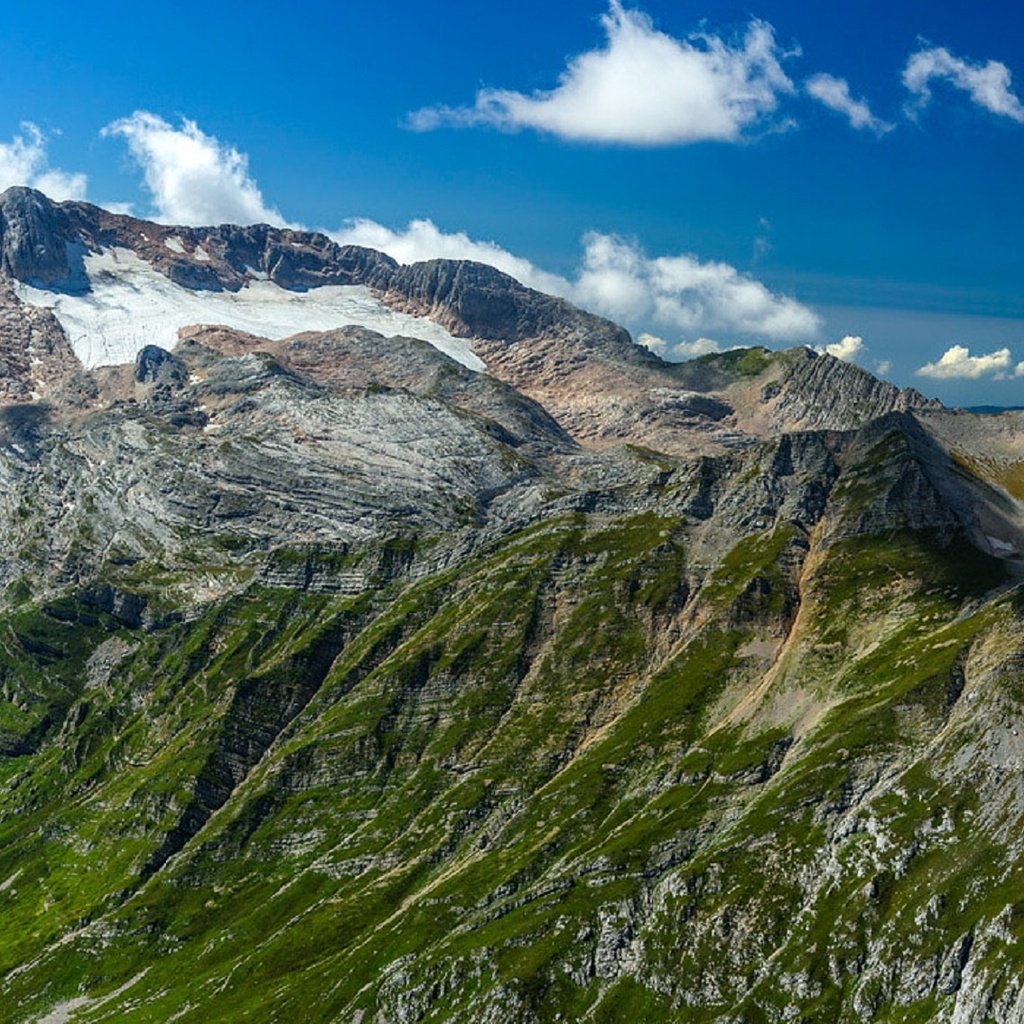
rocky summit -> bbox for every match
[0,187,1023,1023]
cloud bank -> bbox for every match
[336,218,821,345]
[806,74,892,133]
[102,112,293,226]
[903,46,1024,122]
[0,123,86,201]
[409,4,795,145]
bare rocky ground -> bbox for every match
[0,187,1023,1023]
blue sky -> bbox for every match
[1,0,1023,405]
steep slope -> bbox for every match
[2,190,1024,1024]
[0,187,937,456]
[1,397,1023,1022]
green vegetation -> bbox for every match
[668,345,784,391]
[952,449,1024,502]
[0,511,1021,1023]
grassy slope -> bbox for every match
[0,502,1020,1023]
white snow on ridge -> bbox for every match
[987,535,1017,556]
[14,248,486,372]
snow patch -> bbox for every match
[164,236,186,254]
[14,248,486,372]
[986,535,1017,555]
[193,245,211,262]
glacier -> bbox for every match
[14,247,487,373]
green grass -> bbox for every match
[0,515,1021,1023]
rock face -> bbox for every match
[760,344,938,430]
[133,344,186,386]
[0,187,71,282]
[0,187,937,456]
[1,190,1024,1024]
[0,282,81,402]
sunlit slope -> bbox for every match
[1,485,1021,1021]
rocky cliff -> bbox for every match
[0,190,1022,1024]
[0,186,936,455]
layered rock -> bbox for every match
[0,186,941,458]
[0,188,1023,1024]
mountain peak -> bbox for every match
[0,192,940,457]
[0,185,72,283]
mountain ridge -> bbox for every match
[0,186,939,457]
[1,189,1023,1023]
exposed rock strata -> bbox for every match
[0,189,1022,1024]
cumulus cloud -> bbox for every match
[816,335,865,362]
[875,360,892,376]
[0,122,87,200]
[903,46,1024,122]
[673,337,723,359]
[102,112,293,226]
[636,332,668,354]
[409,5,795,145]
[916,345,1014,379]
[336,218,821,345]
[639,334,723,359]
[806,74,892,133]
[576,233,821,340]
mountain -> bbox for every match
[0,187,1023,1023]
[0,186,937,453]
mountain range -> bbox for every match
[1,185,1023,1023]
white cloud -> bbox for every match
[637,334,724,360]
[335,219,821,345]
[816,335,864,362]
[903,46,1024,122]
[102,111,294,227]
[409,5,795,145]
[1015,361,1024,378]
[636,332,667,354]
[806,74,892,133]
[634,333,730,360]
[0,123,87,201]
[673,337,723,359]
[875,360,892,376]
[583,234,821,340]
[916,345,1013,379]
